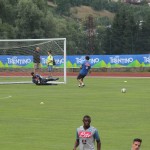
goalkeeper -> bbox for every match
[31,72,59,85]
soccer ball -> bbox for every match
[121,88,126,93]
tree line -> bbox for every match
[0,0,150,54]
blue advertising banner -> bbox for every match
[67,55,150,68]
[0,54,150,68]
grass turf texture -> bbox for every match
[0,77,149,150]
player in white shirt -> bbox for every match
[73,115,101,150]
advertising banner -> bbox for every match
[0,54,150,68]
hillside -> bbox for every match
[70,6,115,20]
[47,1,115,20]
[47,1,57,7]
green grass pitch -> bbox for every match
[0,77,149,150]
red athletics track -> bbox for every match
[0,72,150,77]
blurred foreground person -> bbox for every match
[131,138,142,150]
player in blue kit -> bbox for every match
[77,56,91,87]
[73,115,101,150]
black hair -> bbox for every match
[83,115,91,120]
[48,50,52,53]
[85,56,90,60]
[133,138,142,143]
[31,72,34,76]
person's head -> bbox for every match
[85,56,90,60]
[31,72,35,77]
[35,47,40,51]
[48,50,52,55]
[82,115,91,129]
[131,138,142,150]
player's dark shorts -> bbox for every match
[77,74,86,79]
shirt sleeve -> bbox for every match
[76,129,79,140]
[93,129,100,142]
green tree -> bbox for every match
[70,0,82,6]
[33,0,48,13]
[135,9,150,54]
[0,0,17,25]
[16,0,56,38]
[103,5,138,54]
[54,15,92,55]
[102,25,113,54]
[55,0,71,16]
[41,12,57,38]
[0,21,15,38]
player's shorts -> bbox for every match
[48,65,53,72]
[77,74,86,80]
[34,63,40,69]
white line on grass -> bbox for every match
[0,95,12,99]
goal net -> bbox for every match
[0,38,66,84]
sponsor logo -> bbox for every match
[110,56,133,64]
[79,131,92,138]
[143,56,150,63]
[75,57,99,64]
[7,56,31,65]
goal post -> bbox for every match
[0,38,67,84]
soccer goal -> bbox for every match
[0,38,66,84]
